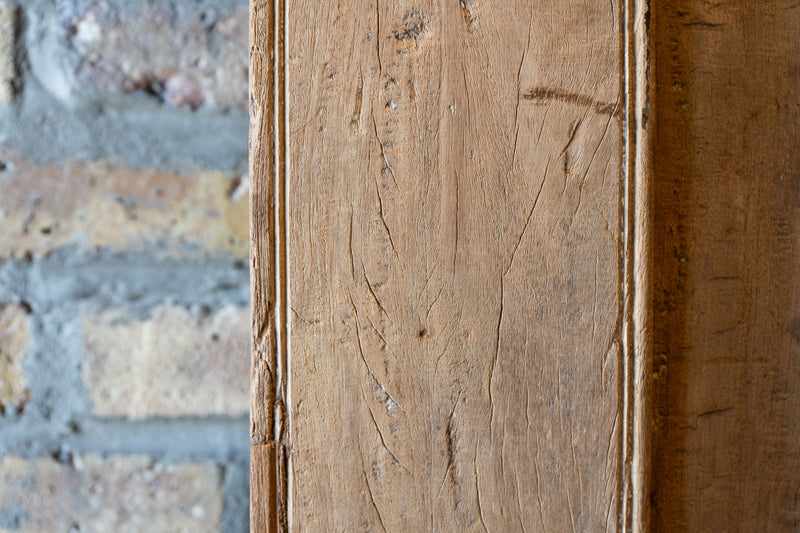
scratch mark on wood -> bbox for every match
[562,118,582,160]
[488,274,505,438]
[362,463,389,533]
[697,407,733,418]
[564,111,614,240]
[438,390,463,498]
[506,157,550,275]
[374,176,400,260]
[374,0,383,74]
[349,207,357,280]
[365,315,396,356]
[368,407,409,471]
[512,7,534,170]
[533,434,548,533]
[363,264,389,317]
[474,441,489,533]
[514,471,529,533]
[453,169,460,276]
[350,68,364,129]
[372,115,399,189]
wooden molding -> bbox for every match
[622,0,653,530]
[251,1,653,530]
[249,0,289,531]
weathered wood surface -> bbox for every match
[251,0,651,531]
[652,1,800,531]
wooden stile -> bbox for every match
[651,1,800,531]
[251,1,653,531]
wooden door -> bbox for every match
[250,0,651,530]
[250,0,649,531]
[251,0,800,531]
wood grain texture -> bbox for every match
[652,1,800,530]
[251,0,652,530]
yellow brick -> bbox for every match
[0,153,249,259]
[0,304,28,407]
[0,455,222,532]
[82,304,249,418]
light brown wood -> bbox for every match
[251,0,652,530]
[652,2,800,531]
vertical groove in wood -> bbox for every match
[279,0,292,527]
[250,0,289,530]
[621,0,653,531]
[632,2,653,531]
[273,0,290,528]
[619,1,633,527]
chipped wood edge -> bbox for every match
[621,0,653,531]
[250,0,289,531]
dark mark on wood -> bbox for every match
[394,9,426,41]
[522,86,620,116]
[459,0,476,29]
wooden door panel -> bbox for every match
[251,1,651,531]
[652,1,800,530]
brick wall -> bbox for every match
[0,1,250,531]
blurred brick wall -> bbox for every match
[0,1,250,531]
